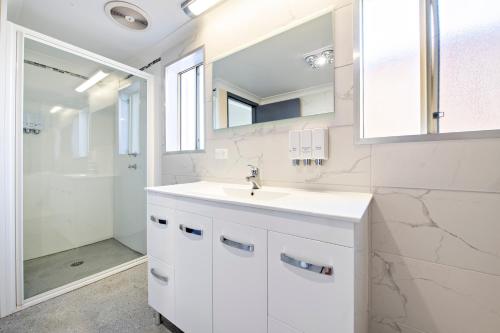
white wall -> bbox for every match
[127,0,500,332]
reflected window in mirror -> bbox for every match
[118,81,141,155]
[212,12,334,130]
[356,0,500,142]
[165,48,205,152]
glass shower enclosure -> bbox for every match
[20,35,150,301]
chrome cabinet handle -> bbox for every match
[150,215,168,225]
[220,235,254,252]
[179,224,203,236]
[150,268,168,283]
[280,253,333,276]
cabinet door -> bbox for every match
[174,210,213,333]
[268,231,354,333]
[148,257,175,321]
[213,219,267,333]
[147,204,175,265]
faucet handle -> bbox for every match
[247,164,259,176]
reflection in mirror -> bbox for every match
[213,13,334,130]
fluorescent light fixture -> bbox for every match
[75,70,109,93]
[181,0,223,17]
[49,106,63,114]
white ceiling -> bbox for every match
[213,13,334,99]
[8,0,190,62]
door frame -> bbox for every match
[0,22,157,317]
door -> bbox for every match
[213,219,267,333]
[174,210,213,333]
[114,82,148,254]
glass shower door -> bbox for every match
[22,37,148,300]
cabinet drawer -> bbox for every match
[213,219,267,333]
[147,204,174,264]
[268,317,301,333]
[268,231,354,333]
[148,257,175,321]
[174,210,213,333]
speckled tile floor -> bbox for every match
[0,263,172,333]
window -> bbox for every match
[165,49,205,152]
[357,0,500,141]
[72,109,89,158]
[227,93,256,128]
[118,83,141,155]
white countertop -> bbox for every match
[146,181,372,222]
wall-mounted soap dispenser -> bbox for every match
[289,130,301,166]
[312,128,329,165]
[300,129,313,166]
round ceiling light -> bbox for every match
[104,1,150,31]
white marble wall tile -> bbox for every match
[372,139,500,193]
[333,64,354,127]
[163,126,370,188]
[334,4,353,67]
[372,188,500,276]
[371,252,500,333]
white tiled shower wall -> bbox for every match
[127,0,500,332]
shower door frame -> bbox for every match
[2,22,157,315]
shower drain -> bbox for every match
[70,260,84,267]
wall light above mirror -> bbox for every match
[212,12,334,130]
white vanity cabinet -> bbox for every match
[174,211,213,333]
[146,182,372,333]
[213,219,268,333]
[268,231,354,333]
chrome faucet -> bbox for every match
[245,164,262,189]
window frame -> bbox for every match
[354,0,500,144]
[226,92,257,127]
[163,47,205,154]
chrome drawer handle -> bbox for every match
[280,253,333,276]
[179,224,203,236]
[150,268,168,283]
[150,215,168,225]
[220,235,254,252]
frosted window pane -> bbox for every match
[438,0,500,133]
[180,68,197,151]
[118,96,129,155]
[130,92,140,154]
[72,109,89,158]
[362,0,423,138]
[228,98,253,127]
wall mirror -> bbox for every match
[212,13,334,130]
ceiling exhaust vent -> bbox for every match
[105,1,150,31]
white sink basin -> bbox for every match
[146,181,373,222]
[222,187,289,201]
